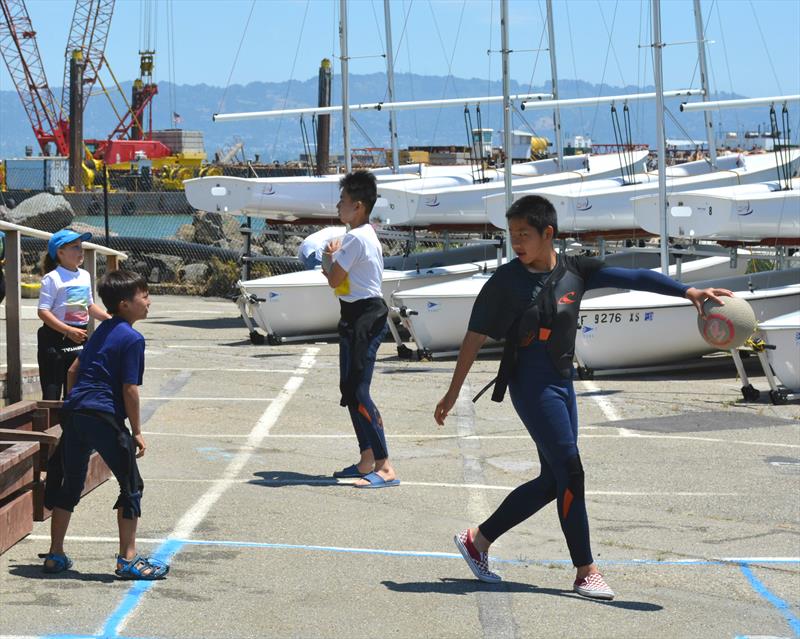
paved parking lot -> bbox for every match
[1,295,798,639]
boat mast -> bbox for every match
[383,0,400,173]
[339,0,351,173]
[501,0,513,258]
[692,0,717,166]
[546,0,563,166]
[652,0,669,274]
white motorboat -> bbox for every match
[575,270,800,372]
[237,261,484,342]
[632,181,800,241]
[758,310,800,391]
[485,151,800,233]
[371,151,649,227]
[392,254,749,355]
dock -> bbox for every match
[1,294,798,639]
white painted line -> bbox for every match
[141,396,275,401]
[148,367,296,373]
[140,476,741,496]
[25,535,799,566]
[137,430,800,448]
[579,379,634,437]
[114,346,319,635]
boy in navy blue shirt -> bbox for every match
[42,270,169,580]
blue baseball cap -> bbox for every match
[48,229,92,259]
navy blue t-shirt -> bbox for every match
[63,316,145,422]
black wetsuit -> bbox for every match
[469,256,689,567]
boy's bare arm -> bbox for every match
[434,331,487,425]
[66,358,80,394]
[122,384,146,456]
[88,303,112,321]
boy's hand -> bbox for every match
[434,391,458,426]
[133,434,147,457]
[65,327,87,344]
[685,287,734,318]
[326,237,343,253]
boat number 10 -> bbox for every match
[579,312,643,325]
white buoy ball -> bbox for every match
[697,296,757,349]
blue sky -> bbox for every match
[5,0,799,102]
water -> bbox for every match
[74,215,272,240]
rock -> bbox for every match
[1,193,74,231]
[128,253,183,283]
[175,223,195,243]
[180,262,210,286]
[192,211,245,248]
[260,240,286,257]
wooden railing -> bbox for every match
[0,221,127,404]
[0,400,111,555]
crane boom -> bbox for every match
[60,0,115,114]
[0,0,68,155]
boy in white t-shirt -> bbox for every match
[322,171,399,488]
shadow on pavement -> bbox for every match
[382,578,663,610]
[9,563,118,583]
[250,470,351,488]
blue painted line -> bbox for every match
[98,539,184,639]
[739,563,800,638]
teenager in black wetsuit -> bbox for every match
[434,195,732,599]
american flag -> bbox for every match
[173,112,182,124]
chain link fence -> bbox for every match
[0,187,499,297]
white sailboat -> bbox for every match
[758,310,800,392]
[237,260,489,343]
[632,181,800,241]
[371,151,648,227]
[391,254,747,355]
[483,150,800,233]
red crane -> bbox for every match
[0,0,167,164]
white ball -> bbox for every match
[697,296,757,350]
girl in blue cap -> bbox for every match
[37,229,111,400]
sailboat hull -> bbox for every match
[372,151,648,227]
[758,311,800,390]
[486,151,800,232]
[632,182,800,241]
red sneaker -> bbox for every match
[453,529,501,583]
[573,572,615,600]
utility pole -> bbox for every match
[316,58,332,175]
[68,49,85,191]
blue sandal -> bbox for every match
[115,554,170,580]
[42,553,73,574]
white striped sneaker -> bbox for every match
[573,572,615,600]
[453,529,502,583]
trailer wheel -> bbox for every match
[740,384,760,402]
[577,366,594,380]
[396,344,414,360]
[769,389,788,405]
[249,331,265,345]
[267,333,283,346]
[417,349,433,362]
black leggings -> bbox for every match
[37,324,86,400]
[478,345,593,568]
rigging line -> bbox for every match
[511,103,539,139]
[270,0,311,162]
[401,0,419,140]
[564,0,580,101]
[526,1,547,96]
[217,0,257,115]
[634,0,646,145]
[714,0,739,135]
[427,0,468,144]
[588,0,618,141]
[486,0,493,117]
[747,0,782,94]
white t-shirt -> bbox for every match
[333,224,383,301]
[298,226,347,262]
[38,266,94,326]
